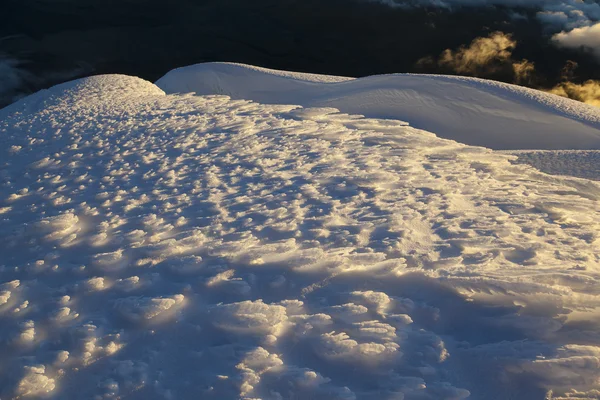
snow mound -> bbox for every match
[2,74,164,117]
[157,62,600,150]
[1,74,600,399]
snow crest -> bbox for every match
[157,62,600,150]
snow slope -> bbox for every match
[1,75,600,400]
[157,62,600,150]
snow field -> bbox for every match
[0,75,599,399]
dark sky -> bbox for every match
[1,0,600,107]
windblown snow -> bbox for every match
[1,73,600,400]
[157,62,600,150]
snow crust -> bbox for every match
[157,62,600,150]
[1,74,600,399]
[506,150,600,181]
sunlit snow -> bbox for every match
[157,62,600,150]
[0,71,600,399]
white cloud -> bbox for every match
[553,22,600,59]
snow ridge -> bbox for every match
[161,62,600,126]
[0,75,600,399]
[157,62,600,150]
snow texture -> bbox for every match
[1,73,600,399]
[506,150,600,181]
[156,62,600,150]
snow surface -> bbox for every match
[156,62,600,150]
[506,150,600,181]
[1,74,600,400]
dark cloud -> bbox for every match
[0,53,30,104]
[0,47,91,107]
[371,0,600,31]
[1,0,600,108]
[0,55,23,85]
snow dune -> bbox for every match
[157,62,600,150]
[1,74,600,399]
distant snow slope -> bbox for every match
[157,62,600,150]
[1,74,600,399]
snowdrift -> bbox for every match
[157,62,600,150]
[1,74,600,399]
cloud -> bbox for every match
[547,60,600,107]
[403,4,600,106]
[512,58,537,84]
[536,0,600,30]
[548,79,600,106]
[438,32,515,74]
[368,0,600,66]
[0,43,93,109]
[0,54,32,106]
[369,0,600,36]
[553,22,600,59]
[420,32,536,84]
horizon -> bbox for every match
[2,0,600,108]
